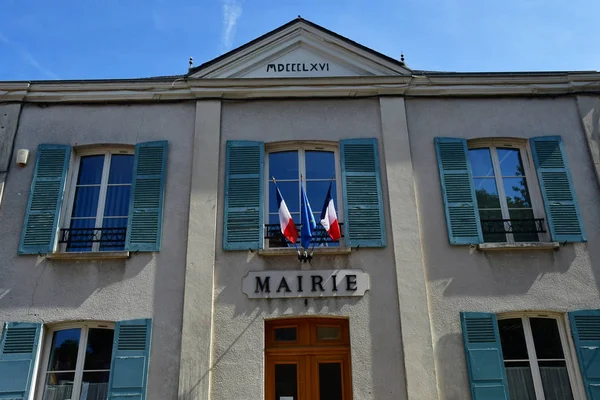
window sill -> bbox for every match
[258,247,351,256]
[477,242,559,252]
[46,251,130,260]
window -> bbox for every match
[468,140,545,243]
[63,149,134,252]
[498,315,576,400]
[266,144,341,248]
[38,323,114,400]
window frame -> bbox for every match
[498,312,586,400]
[468,138,549,243]
[60,146,135,252]
[263,141,344,248]
[35,321,115,400]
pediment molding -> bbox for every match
[189,20,411,79]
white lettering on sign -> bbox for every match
[242,269,369,299]
[265,62,330,73]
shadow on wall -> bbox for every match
[435,246,577,297]
[0,253,151,310]
[435,332,470,400]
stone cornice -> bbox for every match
[1,73,599,103]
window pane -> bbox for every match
[468,148,494,177]
[80,372,111,400]
[504,362,536,400]
[269,181,299,214]
[67,219,96,252]
[539,361,574,400]
[305,151,335,179]
[47,329,81,371]
[530,318,565,359]
[479,209,506,243]
[104,186,131,216]
[84,329,114,370]
[72,186,101,218]
[317,326,340,340]
[499,319,529,360]
[275,364,297,399]
[274,327,297,342]
[319,362,343,400]
[474,178,501,209]
[100,218,128,251]
[77,155,105,185]
[509,209,539,243]
[108,154,134,184]
[504,178,532,208]
[498,148,525,177]
[43,372,75,400]
[269,151,299,180]
[307,181,336,214]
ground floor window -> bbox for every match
[38,322,114,400]
[498,315,576,399]
[265,318,352,400]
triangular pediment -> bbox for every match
[189,18,410,79]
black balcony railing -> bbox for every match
[480,218,546,235]
[265,223,343,248]
[59,227,127,250]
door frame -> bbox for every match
[265,317,353,400]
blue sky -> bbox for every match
[1,0,599,80]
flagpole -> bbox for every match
[273,177,300,256]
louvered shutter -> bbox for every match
[19,144,71,254]
[125,141,168,252]
[530,136,586,243]
[340,138,385,247]
[0,322,42,399]
[223,141,264,250]
[434,138,483,245]
[460,312,509,400]
[107,319,152,400]
[569,310,600,400]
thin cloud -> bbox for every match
[221,0,242,52]
[0,31,59,80]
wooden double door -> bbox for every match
[265,318,352,400]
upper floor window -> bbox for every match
[63,149,134,251]
[18,141,167,255]
[38,323,114,400]
[498,315,576,399]
[468,141,544,243]
[434,136,586,246]
[266,144,341,248]
[223,139,386,251]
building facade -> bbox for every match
[1,17,600,400]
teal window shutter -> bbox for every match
[460,312,509,400]
[107,319,152,400]
[0,322,42,399]
[569,310,600,400]
[340,138,385,248]
[19,144,71,255]
[434,138,483,245]
[223,141,264,250]
[125,141,168,252]
[530,136,586,242]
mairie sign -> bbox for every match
[242,269,369,299]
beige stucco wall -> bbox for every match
[406,97,600,400]
[0,102,195,400]
[202,99,408,400]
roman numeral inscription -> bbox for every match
[266,62,330,73]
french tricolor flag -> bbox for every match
[320,182,341,241]
[275,183,299,244]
